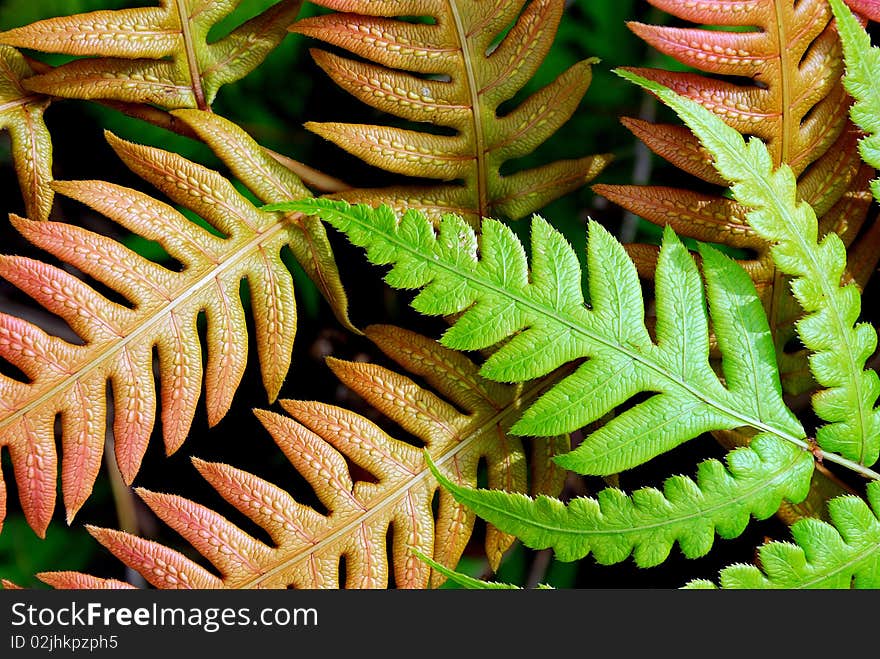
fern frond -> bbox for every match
[618,69,880,469]
[426,439,812,567]
[288,0,610,222]
[0,46,53,220]
[0,131,328,537]
[831,0,880,202]
[686,481,880,588]
[0,0,302,110]
[34,326,568,589]
[596,0,878,397]
[277,198,822,474]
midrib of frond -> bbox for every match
[0,221,293,435]
[238,371,565,588]
[447,2,489,217]
[174,0,207,110]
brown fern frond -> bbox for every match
[594,0,879,397]
[35,325,568,589]
[0,126,341,537]
[0,0,302,110]
[289,0,611,223]
[0,46,53,220]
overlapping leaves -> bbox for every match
[290,0,610,223]
[0,111,348,538]
[597,0,880,396]
[28,326,567,588]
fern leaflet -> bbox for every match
[617,69,880,469]
[289,0,610,222]
[0,46,53,221]
[686,481,880,588]
[0,0,302,109]
[274,198,818,475]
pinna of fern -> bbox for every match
[0,0,303,110]
[288,0,610,223]
[597,0,880,398]
[272,196,835,567]
[0,110,352,539]
[18,325,568,589]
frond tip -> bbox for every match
[686,481,880,588]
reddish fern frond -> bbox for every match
[0,46,53,221]
[0,130,332,537]
[36,325,568,589]
[595,0,879,397]
[289,0,611,223]
[846,0,880,21]
[0,0,302,110]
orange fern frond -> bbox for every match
[35,325,568,589]
[0,46,53,221]
[0,122,344,537]
[0,0,302,110]
[289,0,611,223]
[595,0,879,396]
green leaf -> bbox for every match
[829,0,880,202]
[425,444,813,567]
[269,198,810,478]
[615,68,880,469]
[686,481,880,588]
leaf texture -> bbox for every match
[686,481,880,588]
[0,0,302,109]
[35,325,568,589]
[278,197,827,476]
[0,130,322,537]
[0,46,53,220]
[619,69,880,468]
[289,0,611,223]
[596,0,879,397]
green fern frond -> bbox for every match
[615,69,880,469]
[425,441,812,567]
[830,0,880,202]
[686,481,880,589]
[270,198,821,476]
